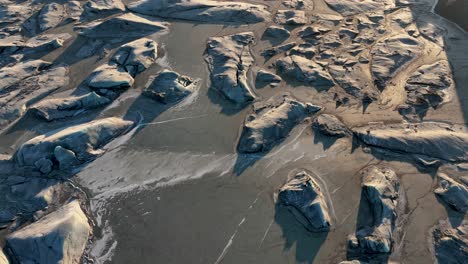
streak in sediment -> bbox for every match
[258,219,274,249]
[141,114,209,126]
[213,193,261,264]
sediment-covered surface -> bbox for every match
[354,122,468,162]
[30,92,111,121]
[276,55,335,88]
[238,94,321,153]
[0,33,72,58]
[110,38,157,77]
[88,63,135,90]
[434,173,468,213]
[0,60,51,91]
[275,10,307,25]
[143,69,197,104]
[205,32,256,104]
[277,170,332,232]
[0,0,467,263]
[14,117,134,172]
[347,166,405,262]
[37,3,66,33]
[313,114,350,137]
[77,13,170,38]
[324,0,395,16]
[0,65,69,128]
[371,34,423,89]
[127,0,271,23]
[0,176,71,225]
[6,201,90,264]
[399,60,454,118]
[87,37,157,96]
[83,0,126,18]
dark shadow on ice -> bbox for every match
[350,133,365,154]
[206,86,249,116]
[362,97,372,114]
[21,9,41,37]
[435,195,466,227]
[313,130,338,150]
[233,153,266,176]
[354,190,373,232]
[274,203,328,264]
[255,78,271,90]
[260,31,289,47]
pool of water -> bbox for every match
[435,0,468,31]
